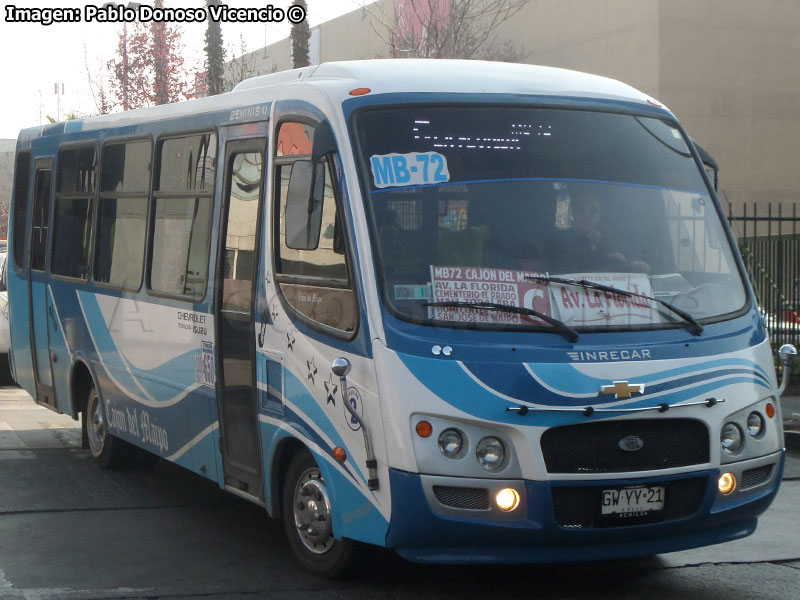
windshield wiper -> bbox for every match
[526,275,703,336]
[422,300,579,343]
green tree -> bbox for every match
[204,0,226,96]
[290,0,310,68]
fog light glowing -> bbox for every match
[495,488,520,511]
[718,472,737,495]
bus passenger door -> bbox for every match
[28,159,56,408]
[216,138,267,499]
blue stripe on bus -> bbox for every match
[398,352,772,426]
[459,360,771,404]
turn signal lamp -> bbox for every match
[496,488,520,511]
[333,447,347,462]
[416,421,433,438]
[718,472,737,495]
[349,87,371,96]
[765,403,776,419]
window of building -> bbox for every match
[149,133,216,299]
[51,147,96,279]
[11,152,31,270]
[274,121,356,335]
[95,140,151,289]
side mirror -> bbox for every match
[285,120,338,251]
[692,139,719,192]
[285,160,325,250]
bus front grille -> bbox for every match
[741,464,773,490]
[540,418,709,474]
[551,476,707,528]
[432,485,490,510]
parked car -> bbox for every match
[0,252,11,383]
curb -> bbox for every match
[786,430,800,453]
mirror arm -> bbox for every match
[778,344,797,396]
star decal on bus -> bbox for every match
[287,330,296,351]
[324,374,338,406]
[306,357,318,385]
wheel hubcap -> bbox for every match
[87,392,106,457]
[293,467,334,554]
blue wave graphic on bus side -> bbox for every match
[281,368,368,487]
[459,359,772,405]
[399,352,772,425]
[78,291,201,403]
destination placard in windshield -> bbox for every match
[429,266,657,326]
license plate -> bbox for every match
[601,486,665,516]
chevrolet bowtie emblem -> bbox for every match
[600,381,646,399]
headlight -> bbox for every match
[746,412,765,438]
[476,437,505,471]
[721,422,744,454]
[438,428,463,458]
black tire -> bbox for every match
[84,385,135,469]
[282,450,360,578]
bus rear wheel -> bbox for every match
[282,450,360,578]
[85,385,133,469]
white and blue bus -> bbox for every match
[7,60,793,576]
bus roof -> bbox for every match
[237,59,654,104]
[18,59,662,139]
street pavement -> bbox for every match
[0,385,799,599]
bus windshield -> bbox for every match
[354,105,747,332]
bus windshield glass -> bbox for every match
[354,105,747,331]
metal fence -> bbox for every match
[727,202,800,350]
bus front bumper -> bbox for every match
[385,451,784,564]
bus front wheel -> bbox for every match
[85,386,133,469]
[282,450,360,578]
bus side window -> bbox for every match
[149,133,216,300]
[11,152,31,271]
[52,146,96,280]
[95,140,150,290]
[273,121,357,335]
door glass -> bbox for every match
[222,151,262,311]
[31,170,51,271]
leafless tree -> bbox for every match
[84,41,113,115]
[224,35,274,92]
[368,0,529,60]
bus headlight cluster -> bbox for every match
[476,437,505,471]
[433,428,508,472]
[721,422,743,455]
[721,411,767,456]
